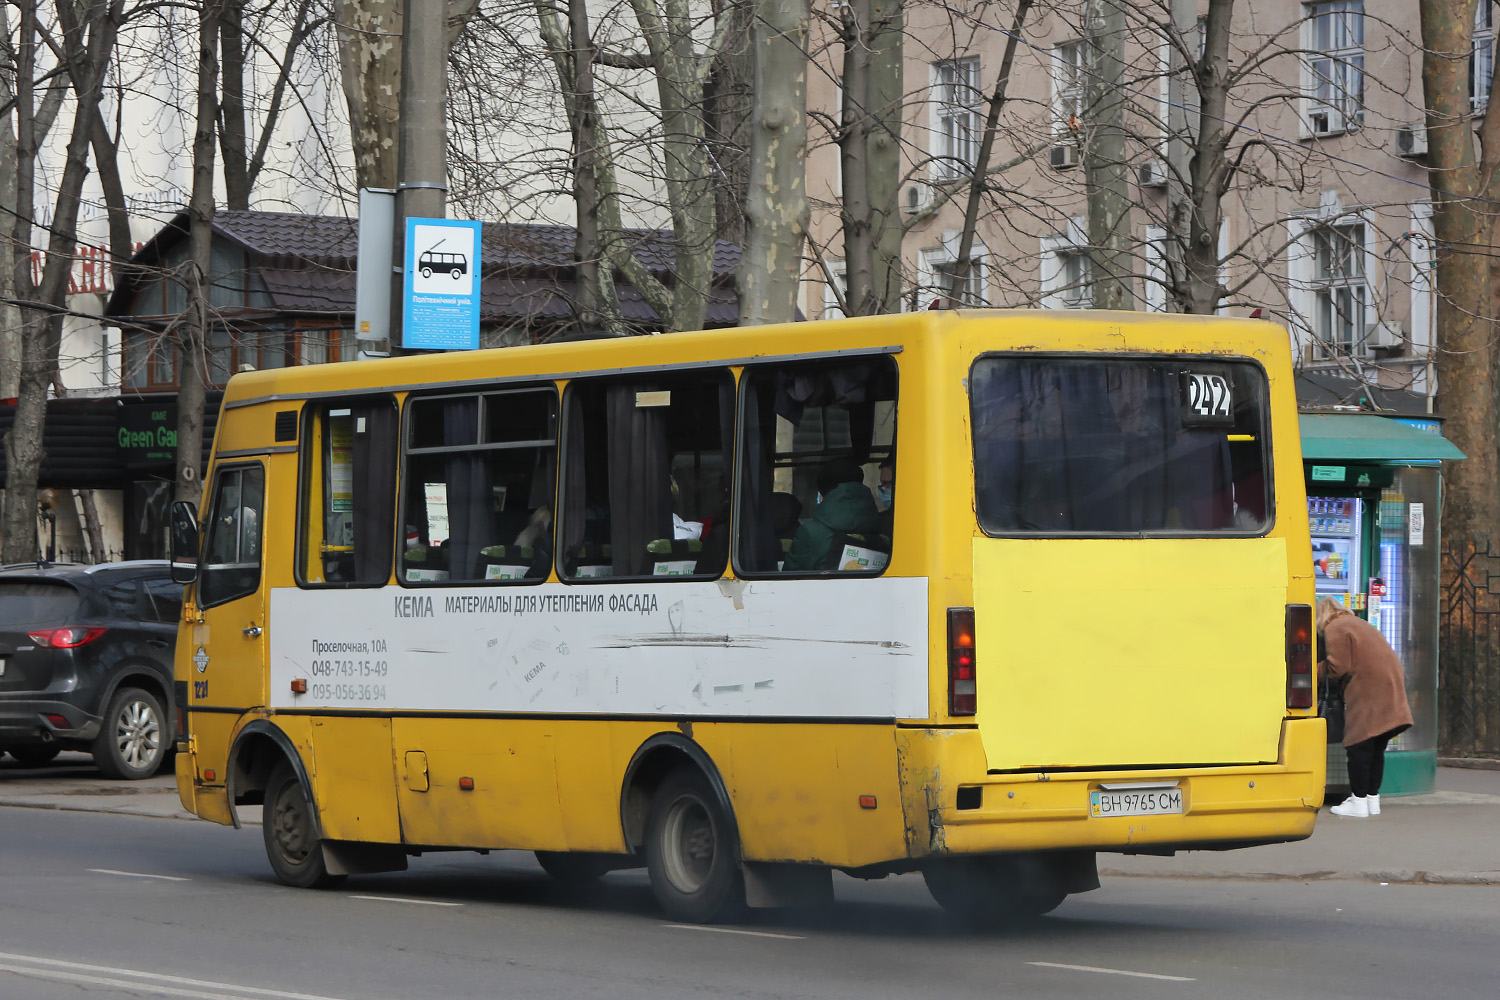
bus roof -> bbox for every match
[218,310,1291,408]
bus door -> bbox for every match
[188,463,269,777]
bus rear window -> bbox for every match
[970,356,1271,535]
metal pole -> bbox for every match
[389,0,449,355]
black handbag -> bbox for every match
[1319,675,1347,744]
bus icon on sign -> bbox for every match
[419,248,468,280]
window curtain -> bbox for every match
[351,402,397,582]
[737,379,783,572]
[974,361,1233,532]
[440,398,495,580]
[606,384,671,576]
[560,391,589,573]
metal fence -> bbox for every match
[1440,536,1500,757]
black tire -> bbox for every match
[263,762,346,889]
[420,266,433,279]
[923,856,1067,926]
[535,850,612,886]
[644,768,745,924]
[450,268,462,280]
[7,745,61,767]
[92,686,167,780]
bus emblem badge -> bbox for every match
[194,646,210,674]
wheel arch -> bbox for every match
[97,663,174,724]
[619,733,737,854]
[227,720,318,836]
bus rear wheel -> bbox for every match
[922,856,1068,926]
[263,762,346,889]
[644,768,745,924]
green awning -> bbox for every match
[1299,413,1467,462]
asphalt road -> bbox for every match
[1,804,1498,1000]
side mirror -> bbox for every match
[170,500,200,585]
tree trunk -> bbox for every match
[866,0,902,313]
[738,0,808,326]
[1,1,122,563]
[177,0,226,508]
[1420,0,1500,540]
[1083,0,1132,310]
[336,0,404,190]
[839,0,874,315]
[218,0,250,210]
[704,0,753,246]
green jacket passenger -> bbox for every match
[783,460,880,572]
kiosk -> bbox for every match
[1299,411,1465,796]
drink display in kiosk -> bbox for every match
[1308,496,1364,608]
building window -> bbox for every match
[822,260,847,319]
[920,241,987,310]
[1051,41,1086,138]
[933,58,981,178]
[1040,219,1091,309]
[1474,2,1495,112]
[1312,222,1367,357]
[297,326,358,365]
[1305,1,1364,135]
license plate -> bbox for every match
[1090,785,1183,818]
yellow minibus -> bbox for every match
[170,310,1323,924]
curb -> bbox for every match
[1438,757,1500,771]
[1100,867,1500,886]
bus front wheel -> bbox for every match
[263,762,346,889]
[644,768,745,923]
[922,856,1068,926]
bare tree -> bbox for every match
[1419,0,1500,540]
[737,0,809,326]
[0,0,124,562]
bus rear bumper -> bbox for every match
[914,717,1325,857]
[175,745,236,827]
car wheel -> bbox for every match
[644,768,745,924]
[263,761,345,889]
[92,686,167,780]
[7,745,61,767]
[922,856,1067,926]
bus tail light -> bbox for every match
[1285,603,1313,709]
[949,608,976,716]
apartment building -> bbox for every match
[803,1,1470,401]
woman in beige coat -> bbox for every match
[1317,597,1414,818]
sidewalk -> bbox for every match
[4,755,1498,885]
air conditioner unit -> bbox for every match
[903,182,935,217]
[1395,124,1428,158]
[1049,144,1079,169]
[1365,321,1405,351]
[1138,159,1168,189]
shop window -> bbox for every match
[199,464,265,608]
[401,389,558,584]
[298,399,399,586]
[735,357,897,575]
[559,372,733,581]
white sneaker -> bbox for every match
[1367,794,1381,815]
[1330,795,1369,818]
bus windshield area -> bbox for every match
[970,355,1271,535]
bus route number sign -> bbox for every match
[1181,371,1234,426]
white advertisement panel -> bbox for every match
[268,578,929,719]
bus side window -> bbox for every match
[734,357,897,575]
[559,371,733,581]
[200,465,265,608]
[297,399,398,586]
[401,388,557,584]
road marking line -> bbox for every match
[1027,961,1194,982]
[87,868,191,882]
[350,894,463,907]
[0,953,354,999]
[663,924,805,939]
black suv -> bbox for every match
[0,561,181,779]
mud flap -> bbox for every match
[742,862,833,908]
[322,840,409,877]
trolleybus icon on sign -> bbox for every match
[419,247,468,281]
